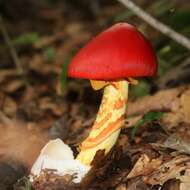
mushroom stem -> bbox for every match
[77,80,128,165]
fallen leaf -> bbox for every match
[176,169,190,190]
[116,183,127,190]
[164,134,190,154]
[144,155,190,185]
[38,97,64,116]
[0,69,17,83]
[2,96,17,116]
[127,154,162,179]
[180,89,190,123]
[2,79,24,93]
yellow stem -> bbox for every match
[76,80,128,165]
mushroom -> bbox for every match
[68,22,157,165]
[30,23,157,183]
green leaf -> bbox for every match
[159,45,171,55]
[43,47,55,62]
[13,32,39,46]
[130,81,150,98]
[131,119,144,140]
[131,111,164,140]
[60,49,77,94]
[143,111,164,121]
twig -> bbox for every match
[118,0,190,50]
[0,15,24,75]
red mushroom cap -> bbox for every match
[68,23,157,80]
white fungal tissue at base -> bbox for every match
[30,138,90,183]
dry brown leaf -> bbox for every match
[127,154,150,179]
[176,169,190,190]
[29,54,60,74]
[161,179,180,190]
[116,183,127,190]
[65,22,84,36]
[180,89,190,123]
[2,96,17,116]
[164,134,190,154]
[32,170,79,190]
[127,87,184,116]
[38,97,64,116]
[161,112,185,130]
[179,176,190,190]
[127,177,150,190]
[21,87,38,103]
[161,88,190,129]
[127,154,162,179]
[0,69,17,83]
[2,79,24,93]
[144,155,190,185]
[124,86,190,130]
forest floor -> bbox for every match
[0,1,190,190]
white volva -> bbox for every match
[30,139,90,183]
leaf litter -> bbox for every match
[0,1,190,190]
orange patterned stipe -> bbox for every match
[81,115,124,150]
[93,113,112,130]
[114,98,126,109]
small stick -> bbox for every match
[118,0,190,49]
[0,15,24,75]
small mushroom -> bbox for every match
[68,23,158,165]
[30,23,157,183]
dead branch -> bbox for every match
[118,0,190,49]
[0,15,24,75]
